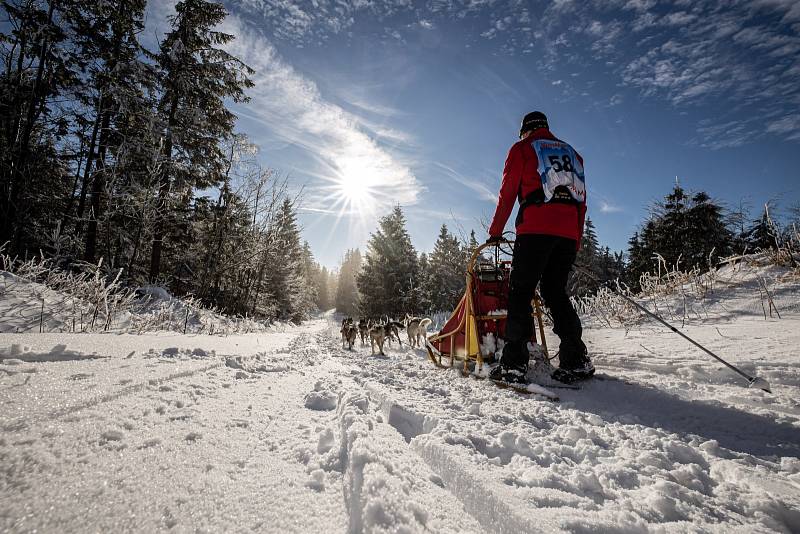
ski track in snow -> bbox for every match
[1,310,799,532]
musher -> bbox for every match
[487,111,594,384]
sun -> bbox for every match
[337,171,371,206]
[331,157,379,218]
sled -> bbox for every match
[425,239,549,376]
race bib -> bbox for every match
[531,139,586,203]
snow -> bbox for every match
[0,271,279,335]
[1,259,799,532]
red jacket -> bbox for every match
[488,128,586,249]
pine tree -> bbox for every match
[654,184,689,268]
[263,199,309,323]
[358,206,420,317]
[626,185,733,289]
[148,0,254,281]
[744,204,780,251]
[417,252,431,313]
[684,191,732,267]
[626,221,658,289]
[69,0,152,262]
[422,224,465,313]
[460,229,480,270]
[314,266,330,311]
[569,217,601,297]
[0,0,79,254]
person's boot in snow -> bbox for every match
[489,363,528,384]
[489,341,528,384]
[552,340,594,383]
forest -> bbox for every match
[0,0,331,322]
[2,0,798,324]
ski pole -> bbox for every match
[577,268,772,393]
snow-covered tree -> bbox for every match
[358,206,420,317]
[0,0,79,254]
[262,199,311,323]
[569,217,602,297]
[422,224,464,313]
[744,203,780,252]
[148,0,254,281]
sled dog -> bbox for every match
[358,318,369,346]
[382,319,403,347]
[341,318,357,350]
[369,323,388,355]
[404,315,432,348]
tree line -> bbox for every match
[331,207,476,318]
[333,187,799,318]
[0,0,326,323]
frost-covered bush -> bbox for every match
[0,251,271,334]
[575,251,798,328]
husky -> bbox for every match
[341,318,357,350]
[382,318,404,347]
[358,318,369,346]
[369,323,388,355]
[404,314,432,348]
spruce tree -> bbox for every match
[569,217,601,297]
[314,266,330,311]
[263,199,308,323]
[422,224,465,313]
[0,0,78,254]
[417,252,431,313]
[357,206,419,317]
[626,221,658,289]
[626,185,733,289]
[68,0,152,262]
[654,184,689,268]
[684,192,732,267]
[149,0,254,281]
[744,204,780,251]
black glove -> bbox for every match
[486,235,502,245]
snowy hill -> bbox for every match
[1,257,799,533]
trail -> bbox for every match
[1,314,799,533]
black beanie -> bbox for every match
[520,111,548,136]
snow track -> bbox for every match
[2,313,800,533]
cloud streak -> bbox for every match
[220,15,422,221]
[434,163,497,205]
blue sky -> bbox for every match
[168,0,800,268]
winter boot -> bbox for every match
[488,340,529,384]
[552,341,594,384]
[488,363,528,385]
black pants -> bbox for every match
[502,234,585,369]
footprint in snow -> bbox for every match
[101,430,124,442]
[304,390,338,411]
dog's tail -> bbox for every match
[419,318,432,328]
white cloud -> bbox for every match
[767,114,800,134]
[225,0,800,149]
[220,15,422,217]
[599,200,623,213]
